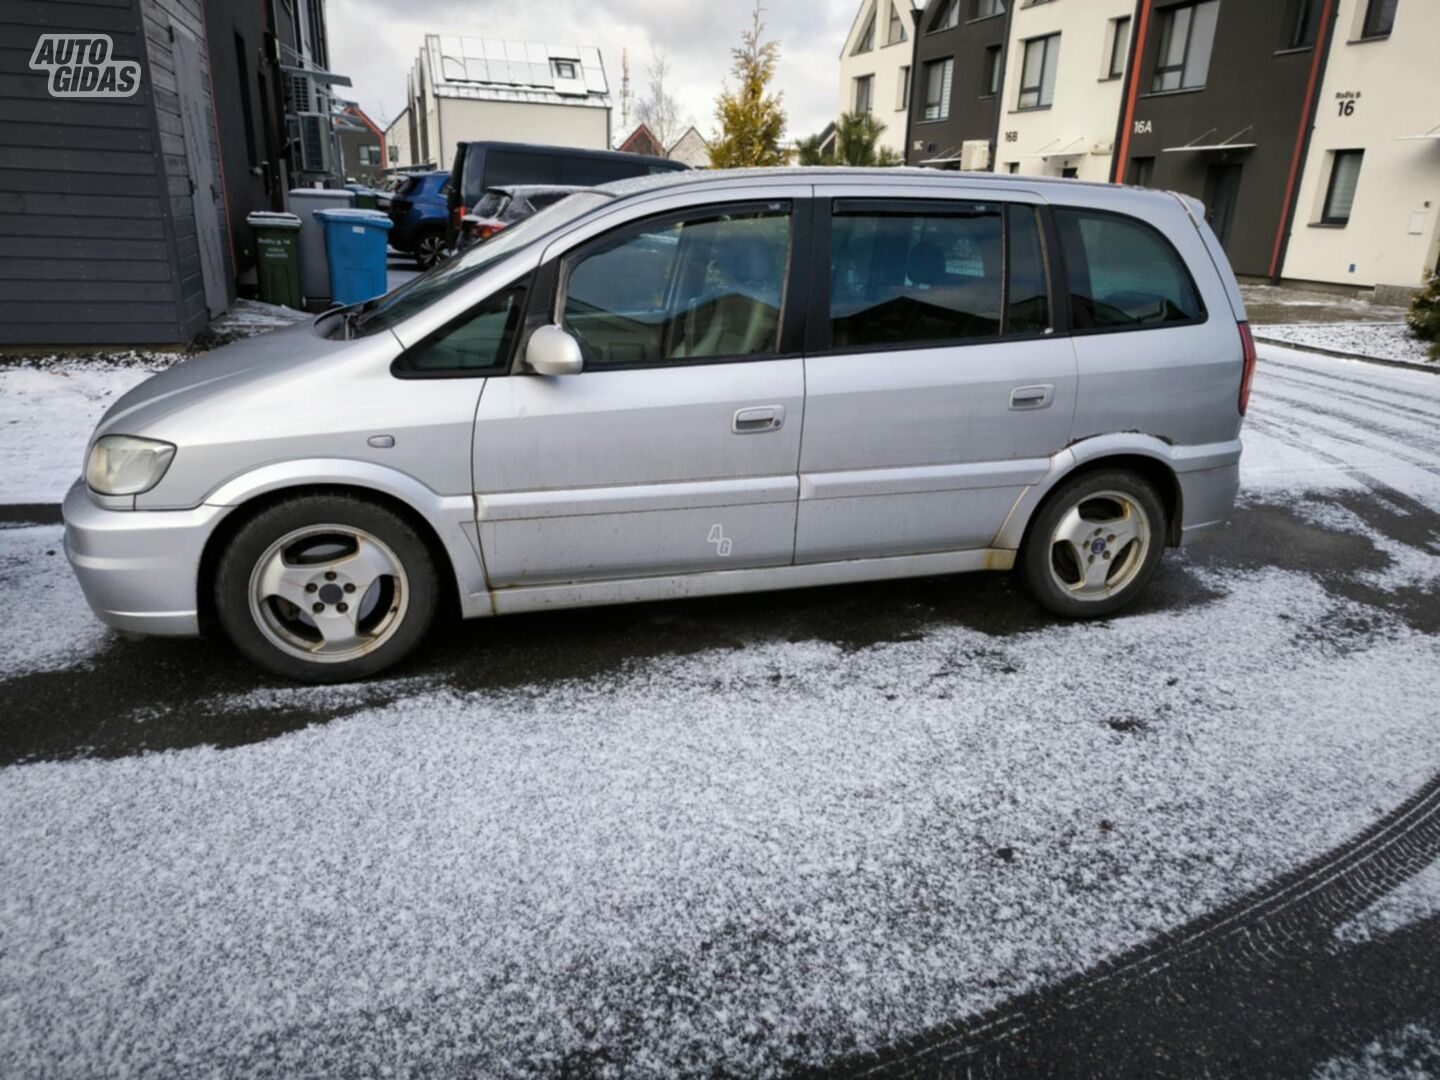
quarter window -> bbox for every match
[1053,208,1203,329]
[401,287,524,374]
[1322,150,1363,225]
[1151,0,1219,93]
[922,58,953,121]
[828,201,1051,348]
[1018,34,1060,110]
[562,207,791,366]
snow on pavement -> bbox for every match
[0,344,1438,1074]
[0,365,156,504]
[1,566,1437,1076]
[1256,323,1433,366]
[0,525,110,675]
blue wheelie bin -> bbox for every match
[313,208,394,306]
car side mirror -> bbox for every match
[526,324,584,376]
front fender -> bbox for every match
[203,458,493,618]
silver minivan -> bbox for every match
[65,168,1255,682]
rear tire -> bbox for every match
[214,495,439,683]
[1019,469,1167,619]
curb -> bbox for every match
[0,504,62,526]
[1254,335,1439,375]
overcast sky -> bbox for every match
[327,0,870,147]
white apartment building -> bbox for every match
[837,0,919,156]
[1279,0,1440,299]
[995,0,1134,182]
[404,36,612,171]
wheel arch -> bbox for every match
[196,464,489,630]
[1001,443,1185,555]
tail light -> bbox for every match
[1237,321,1257,416]
[452,205,466,230]
[478,223,506,241]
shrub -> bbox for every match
[1407,268,1440,359]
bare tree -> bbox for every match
[635,47,684,153]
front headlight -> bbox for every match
[85,435,176,496]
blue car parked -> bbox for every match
[387,171,452,269]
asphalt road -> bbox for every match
[1,344,1438,1077]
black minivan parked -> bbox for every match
[447,141,687,242]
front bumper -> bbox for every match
[63,480,230,637]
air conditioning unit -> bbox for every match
[960,140,991,171]
[290,73,311,113]
[297,112,333,174]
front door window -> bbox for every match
[562,206,792,366]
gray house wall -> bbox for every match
[0,0,230,347]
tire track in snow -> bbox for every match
[829,771,1440,1078]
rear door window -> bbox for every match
[1053,207,1203,330]
[828,201,1005,348]
[557,156,641,186]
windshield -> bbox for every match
[352,190,612,336]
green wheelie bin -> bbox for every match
[246,211,303,310]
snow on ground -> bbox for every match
[0,299,305,506]
[1,566,1438,1076]
[1334,860,1440,947]
[1243,345,1440,502]
[1,344,1438,1075]
[1257,323,1434,365]
[0,365,156,504]
[0,525,110,675]
[1314,1025,1440,1080]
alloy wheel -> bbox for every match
[1046,490,1152,601]
[247,525,409,663]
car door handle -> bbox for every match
[1009,384,1054,410]
[733,405,785,434]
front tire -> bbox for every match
[214,495,440,682]
[1019,469,1167,619]
[414,230,447,270]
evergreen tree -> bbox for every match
[834,111,888,167]
[709,2,787,169]
[795,131,832,166]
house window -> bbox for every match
[1322,150,1363,225]
[1287,0,1322,47]
[976,0,1007,17]
[551,59,578,79]
[931,0,960,31]
[1018,34,1060,109]
[1151,1,1220,93]
[1108,17,1131,78]
[897,66,911,110]
[1129,156,1155,187]
[922,58,953,120]
[887,1,907,44]
[1360,0,1397,38]
[855,10,876,53]
[982,45,1002,96]
[855,74,875,114]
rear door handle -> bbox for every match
[1009,384,1054,410]
[733,405,785,433]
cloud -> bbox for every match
[326,0,858,142]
